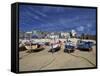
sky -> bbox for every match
[19,4,96,35]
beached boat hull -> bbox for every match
[19,46,27,51]
[49,45,61,53]
[25,45,44,53]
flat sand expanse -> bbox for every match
[19,38,96,71]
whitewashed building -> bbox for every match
[71,30,77,37]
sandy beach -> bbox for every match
[19,38,96,71]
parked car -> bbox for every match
[77,40,93,51]
[64,40,75,53]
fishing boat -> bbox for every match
[64,40,75,53]
[19,43,27,51]
[25,42,44,52]
[77,40,93,51]
[23,32,45,52]
[19,40,27,51]
[49,39,61,53]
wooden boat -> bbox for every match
[19,43,27,51]
[77,40,93,51]
[25,43,44,53]
[49,42,61,53]
[64,40,75,53]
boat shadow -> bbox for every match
[26,48,44,53]
[48,47,61,53]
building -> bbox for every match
[19,31,25,39]
[71,30,77,38]
[60,32,70,38]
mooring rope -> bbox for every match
[69,53,96,67]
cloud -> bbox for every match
[59,16,79,24]
[77,26,84,32]
[87,23,92,27]
[34,10,47,17]
[27,6,47,17]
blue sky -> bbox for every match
[19,5,96,35]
